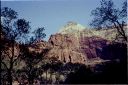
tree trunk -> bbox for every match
[45,70,47,85]
[7,39,15,85]
[114,21,127,41]
[28,65,33,85]
[0,25,2,85]
[7,69,12,85]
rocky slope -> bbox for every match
[26,21,127,65]
[48,33,86,64]
[31,21,123,65]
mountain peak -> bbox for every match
[58,21,85,34]
[65,21,77,26]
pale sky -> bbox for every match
[1,0,124,40]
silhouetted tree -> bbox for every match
[20,30,48,84]
[48,57,64,84]
[33,27,46,41]
[64,64,93,84]
[39,57,63,84]
[28,27,46,45]
[1,7,30,85]
[93,60,127,84]
[0,24,4,85]
[64,60,127,84]
[20,44,50,84]
[90,0,127,41]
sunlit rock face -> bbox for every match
[47,22,86,64]
[47,34,110,64]
[58,21,85,34]
[46,21,120,64]
[30,22,119,64]
[48,33,86,64]
[46,22,109,64]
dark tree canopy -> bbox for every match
[1,7,47,85]
[28,27,46,44]
[33,27,46,41]
[1,7,17,20]
[1,7,31,85]
[14,19,30,34]
[1,7,31,43]
[90,0,127,41]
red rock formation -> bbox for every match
[46,33,110,64]
[28,40,51,54]
[47,33,86,64]
[27,22,115,64]
[27,22,120,64]
[80,36,109,59]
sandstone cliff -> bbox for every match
[27,21,124,65]
[44,22,118,64]
[48,33,86,64]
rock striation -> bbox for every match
[29,22,122,64]
[45,22,117,64]
[48,33,86,64]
